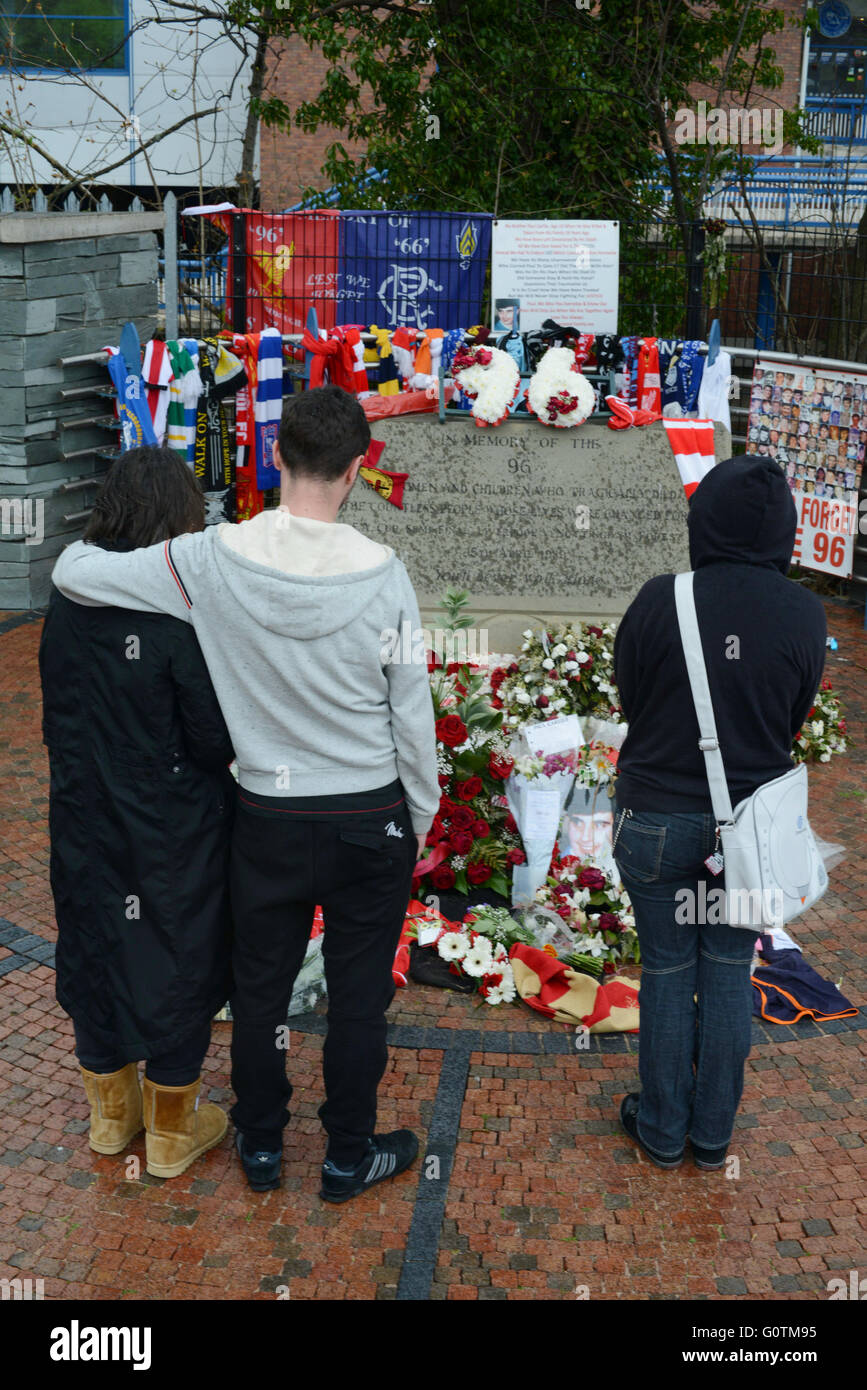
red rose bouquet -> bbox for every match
[418,665,524,899]
[527,848,639,975]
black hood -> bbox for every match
[688,454,797,574]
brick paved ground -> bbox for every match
[0,600,865,1303]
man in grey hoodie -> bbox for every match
[51,385,440,1202]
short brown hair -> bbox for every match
[277,385,370,483]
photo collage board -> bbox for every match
[748,360,866,509]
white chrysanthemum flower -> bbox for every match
[463,940,494,977]
[551,643,567,658]
[437,932,467,962]
[811,720,824,736]
[576,650,590,664]
[542,658,555,670]
[542,684,555,696]
[820,752,831,762]
[523,629,533,639]
[515,687,531,704]
[563,661,579,673]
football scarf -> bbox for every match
[253,327,284,490]
[193,339,246,525]
[509,943,640,1033]
[358,437,407,509]
[164,341,202,461]
[368,325,401,396]
[662,417,717,497]
[142,338,172,445]
[104,345,157,451]
[636,336,661,415]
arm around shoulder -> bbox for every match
[51,532,207,621]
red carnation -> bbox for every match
[587,626,603,638]
[436,714,468,748]
[490,667,507,690]
[491,696,504,710]
[508,662,519,675]
[488,751,514,781]
[536,695,550,709]
[456,776,483,801]
[602,961,616,975]
[449,805,475,829]
[472,820,490,839]
[449,830,474,855]
[578,867,606,891]
[431,863,456,890]
[506,847,526,866]
[467,862,492,886]
[807,707,815,719]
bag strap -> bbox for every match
[673,572,735,826]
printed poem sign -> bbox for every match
[491,220,619,334]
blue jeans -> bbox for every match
[613,808,756,1158]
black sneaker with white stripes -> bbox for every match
[319,1129,419,1204]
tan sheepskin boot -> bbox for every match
[79,1063,143,1155]
[142,1076,227,1179]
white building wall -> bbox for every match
[0,1,254,191]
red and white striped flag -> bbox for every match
[662,418,717,497]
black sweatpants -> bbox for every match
[228,779,417,1164]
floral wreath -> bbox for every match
[525,346,596,428]
[452,343,521,427]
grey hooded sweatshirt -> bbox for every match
[50,508,440,834]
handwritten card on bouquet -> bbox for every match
[523,784,564,842]
[523,714,584,758]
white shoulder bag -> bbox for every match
[674,571,827,930]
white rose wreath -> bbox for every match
[526,346,596,427]
[452,344,521,427]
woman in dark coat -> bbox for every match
[39,446,234,1179]
[611,456,826,1172]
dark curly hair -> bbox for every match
[85,447,205,548]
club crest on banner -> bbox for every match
[456,219,479,268]
[377,264,441,326]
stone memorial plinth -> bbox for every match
[342,413,731,649]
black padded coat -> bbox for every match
[39,568,235,1061]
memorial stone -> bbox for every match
[342,413,731,650]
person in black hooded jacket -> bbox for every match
[611,455,826,1172]
[39,447,235,1180]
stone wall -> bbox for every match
[342,413,732,652]
[0,212,163,609]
